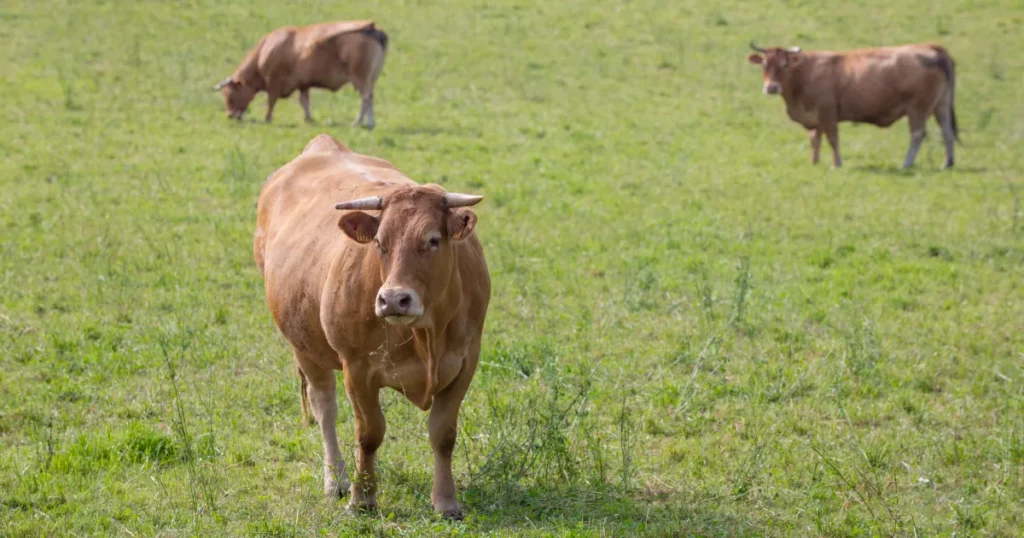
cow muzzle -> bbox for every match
[375,287,424,325]
[763,82,781,95]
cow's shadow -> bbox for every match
[373,464,762,535]
[853,164,988,175]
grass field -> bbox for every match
[2,0,1024,535]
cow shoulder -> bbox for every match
[257,27,299,73]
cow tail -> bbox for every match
[933,46,961,144]
[372,28,388,77]
[299,366,313,424]
[361,25,388,52]
[372,28,388,51]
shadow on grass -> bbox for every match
[852,164,987,175]
[467,483,759,535]
[370,369,765,536]
[389,125,477,137]
[374,465,761,536]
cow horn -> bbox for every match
[787,46,802,53]
[442,193,484,208]
[334,196,383,210]
[213,77,233,91]
[749,42,767,53]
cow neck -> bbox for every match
[234,51,266,91]
[781,65,806,101]
[408,252,464,411]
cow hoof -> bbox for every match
[346,500,378,514]
[435,503,464,520]
[325,475,351,498]
[442,507,464,520]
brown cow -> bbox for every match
[254,134,490,519]
[747,43,959,168]
[215,21,387,128]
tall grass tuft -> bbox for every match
[159,331,219,523]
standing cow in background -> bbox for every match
[214,21,387,128]
[747,42,959,168]
[254,134,490,519]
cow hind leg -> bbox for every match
[300,89,313,123]
[351,91,367,128]
[351,83,374,130]
[265,93,278,123]
[821,118,841,168]
[351,42,384,130]
[902,111,928,169]
[934,101,955,169]
[299,358,350,497]
[362,91,375,130]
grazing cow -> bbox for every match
[747,42,959,168]
[254,134,490,519]
[214,21,387,128]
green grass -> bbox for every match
[2,0,1023,535]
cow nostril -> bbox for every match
[398,295,411,309]
[377,295,387,307]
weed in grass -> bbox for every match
[159,331,219,522]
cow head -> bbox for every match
[335,186,482,327]
[213,77,255,120]
[747,43,802,95]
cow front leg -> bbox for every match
[265,93,278,123]
[427,353,478,519]
[809,129,822,164]
[300,360,350,497]
[343,370,385,512]
[300,89,313,123]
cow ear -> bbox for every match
[338,212,379,243]
[747,53,764,65]
[447,208,477,241]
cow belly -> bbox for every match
[302,59,350,92]
[317,73,350,92]
[858,107,905,127]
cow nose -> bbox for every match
[375,287,424,322]
[377,290,410,311]
[763,82,781,95]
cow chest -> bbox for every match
[785,101,819,129]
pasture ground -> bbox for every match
[2,0,1023,535]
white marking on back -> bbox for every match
[342,154,377,182]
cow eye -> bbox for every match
[429,237,440,249]
[375,239,388,254]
